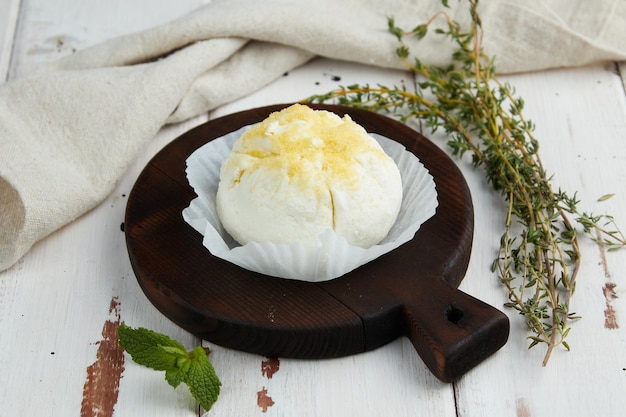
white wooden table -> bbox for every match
[1,1,625,416]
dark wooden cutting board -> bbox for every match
[124,103,509,382]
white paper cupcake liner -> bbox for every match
[182,124,438,282]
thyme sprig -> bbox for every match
[308,0,625,365]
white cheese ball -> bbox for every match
[216,104,402,249]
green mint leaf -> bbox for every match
[117,323,222,411]
[185,346,222,411]
[165,366,187,388]
[162,346,191,388]
[117,323,187,372]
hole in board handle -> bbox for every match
[446,304,464,325]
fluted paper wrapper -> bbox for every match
[182,125,438,282]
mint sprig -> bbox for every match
[117,323,221,411]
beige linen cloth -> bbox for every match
[1,0,625,272]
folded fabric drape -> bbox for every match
[1,0,625,271]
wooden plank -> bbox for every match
[0,1,209,416]
[204,338,458,417]
[0,120,210,417]
[451,64,626,416]
[0,0,21,79]
[6,0,211,78]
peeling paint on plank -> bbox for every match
[257,387,275,413]
[597,230,620,329]
[603,283,619,329]
[261,357,280,379]
[80,297,125,417]
[516,398,531,417]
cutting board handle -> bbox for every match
[401,276,510,382]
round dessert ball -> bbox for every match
[216,104,403,249]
